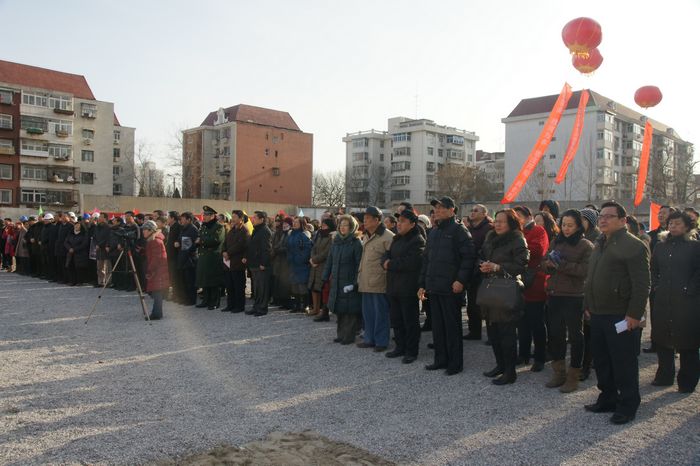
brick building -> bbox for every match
[182,104,312,205]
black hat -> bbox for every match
[399,210,418,223]
[203,205,217,215]
[364,206,382,219]
[430,196,456,209]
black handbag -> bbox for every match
[476,273,524,311]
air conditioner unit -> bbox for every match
[83,138,92,145]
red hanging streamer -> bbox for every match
[555,89,589,184]
[634,120,653,206]
[502,83,573,204]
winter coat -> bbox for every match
[271,228,291,295]
[651,232,700,350]
[467,217,494,255]
[584,227,601,244]
[386,226,425,297]
[224,224,249,271]
[649,227,666,253]
[584,228,650,320]
[479,229,530,323]
[93,222,112,260]
[522,222,549,302]
[322,233,363,314]
[40,222,57,254]
[145,231,170,292]
[544,231,594,297]
[308,232,333,291]
[287,229,312,285]
[357,223,394,293]
[15,228,29,258]
[3,226,17,256]
[54,222,72,257]
[177,223,199,270]
[64,230,90,268]
[196,219,225,288]
[26,222,43,255]
[166,222,181,263]
[247,223,272,269]
[419,216,476,295]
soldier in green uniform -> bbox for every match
[195,206,226,310]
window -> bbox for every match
[447,149,464,160]
[82,129,95,139]
[0,138,12,149]
[352,152,368,162]
[352,138,369,148]
[21,116,48,132]
[21,189,46,204]
[427,147,434,156]
[22,166,48,180]
[539,120,545,126]
[446,135,464,145]
[81,103,97,118]
[222,146,230,156]
[379,141,384,148]
[352,166,369,178]
[391,190,410,201]
[392,132,411,143]
[21,139,49,156]
[394,147,411,157]
[81,150,94,162]
[379,153,384,162]
[549,154,556,159]
[113,166,121,178]
[391,176,410,186]
[113,148,120,159]
[437,149,443,158]
[22,92,48,107]
[0,90,12,104]
[391,161,410,171]
[0,114,12,129]
[0,164,11,180]
[81,172,94,184]
[113,184,122,195]
[48,144,72,160]
[426,162,435,172]
[48,95,72,111]
[0,189,11,204]
[113,130,121,142]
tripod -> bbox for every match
[85,247,150,324]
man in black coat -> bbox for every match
[246,211,272,316]
[418,197,476,375]
[177,212,199,306]
[223,210,250,313]
[26,216,43,277]
[54,212,74,283]
[40,213,57,280]
[165,211,183,303]
[384,210,425,364]
[93,213,112,287]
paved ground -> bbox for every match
[0,272,698,465]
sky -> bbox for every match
[2,0,699,177]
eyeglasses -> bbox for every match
[598,214,620,221]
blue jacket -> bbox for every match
[286,229,312,285]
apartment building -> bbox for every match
[343,117,479,208]
[0,60,135,209]
[182,104,313,205]
[475,150,505,200]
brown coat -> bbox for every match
[544,232,594,297]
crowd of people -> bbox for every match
[1,199,699,425]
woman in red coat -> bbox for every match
[143,221,170,320]
[514,206,549,372]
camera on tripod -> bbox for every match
[113,227,138,250]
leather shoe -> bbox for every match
[483,367,503,378]
[402,356,417,364]
[385,350,404,358]
[253,311,267,317]
[427,343,435,349]
[373,346,387,353]
[678,386,695,393]
[425,363,446,371]
[642,346,656,354]
[340,339,354,345]
[313,315,330,322]
[492,373,516,385]
[230,308,244,314]
[244,309,256,315]
[356,342,375,349]
[530,361,545,372]
[651,379,673,387]
[462,333,481,340]
[195,303,208,308]
[333,337,343,343]
[610,412,635,424]
[445,368,462,376]
[584,402,616,413]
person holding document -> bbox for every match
[583,201,650,425]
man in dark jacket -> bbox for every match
[165,211,183,302]
[195,206,225,310]
[54,212,73,283]
[418,197,476,375]
[26,216,43,277]
[177,212,199,305]
[583,201,650,425]
[92,213,112,287]
[223,210,250,313]
[463,204,493,340]
[384,210,425,363]
[246,211,273,316]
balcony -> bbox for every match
[49,170,80,184]
[53,108,74,116]
[81,111,96,119]
[0,146,14,155]
[219,167,231,176]
[26,127,45,135]
[55,129,70,138]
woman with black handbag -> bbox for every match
[478,209,529,385]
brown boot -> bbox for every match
[559,367,581,393]
[307,308,320,316]
[313,309,330,322]
[546,360,567,388]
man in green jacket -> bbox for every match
[196,206,225,310]
[583,201,650,425]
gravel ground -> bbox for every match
[1,272,698,466]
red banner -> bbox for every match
[649,202,661,231]
[502,83,573,204]
[634,120,653,206]
[555,89,589,184]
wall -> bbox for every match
[0,90,20,206]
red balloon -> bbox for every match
[572,48,603,74]
[634,86,663,108]
[562,17,602,57]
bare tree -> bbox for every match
[346,163,390,208]
[436,164,498,204]
[312,170,346,207]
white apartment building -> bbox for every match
[502,90,694,204]
[0,60,135,209]
[475,150,505,199]
[343,117,479,208]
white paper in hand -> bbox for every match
[615,319,628,334]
